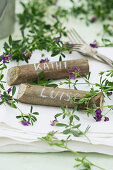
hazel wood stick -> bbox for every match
[17,84,103,109]
[7,59,89,86]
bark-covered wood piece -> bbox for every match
[17,84,103,109]
[7,59,89,86]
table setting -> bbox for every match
[0,0,113,169]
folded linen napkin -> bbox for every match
[0,48,113,154]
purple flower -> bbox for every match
[53,0,58,5]
[94,109,102,122]
[69,72,75,79]
[8,54,13,58]
[74,66,81,72]
[90,40,98,48]
[69,66,81,79]
[104,117,109,122]
[107,92,112,96]
[94,115,102,122]
[1,55,10,63]
[1,55,5,60]
[21,121,31,126]
[0,94,2,98]
[95,109,102,115]
[50,118,58,126]
[21,53,25,57]
[27,56,31,60]
[91,17,97,23]
[21,50,32,60]
[5,100,9,103]
[8,87,12,94]
[55,38,60,43]
[40,58,49,63]
[5,95,12,102]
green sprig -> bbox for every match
[16,106,39,126]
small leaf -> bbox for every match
[69,115,73,124]
[72,106,77,114]
[56,123,67,127]
[84,125,90,134]
[16,116,21,119]
[4,42,9,49]
[11,102,17,108]
[61,105,65,112]
[63,114,66,119]
[12,86,16,96]
[0,74,4,81]
[31,116,37,121]
[30,106,33,113]
[28,82,37,85]
[6,102,11,106]
[72,124,81,129]
[74,164,81,168]
[61,53,65,58]
[74,115,80,121]
[63,129,70,134]
[38,71,44,81]
[51,51,60,57]
[72,130,80,137]
[46,84,58,87]
[55,113,62,118]
[24,115,29,118]
[9,35,12,45]
[59,56,62,61]
[67,135,71,140]
[32,112,39,115]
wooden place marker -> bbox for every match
[7,59,89,86]
[17,84,103,109]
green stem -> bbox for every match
[63,145,105,170]
[78,128,92,144]
[16,106,24,116]
[44,138,105,170]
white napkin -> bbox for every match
[0,47,113,154]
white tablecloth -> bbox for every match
[0,47,113,154]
